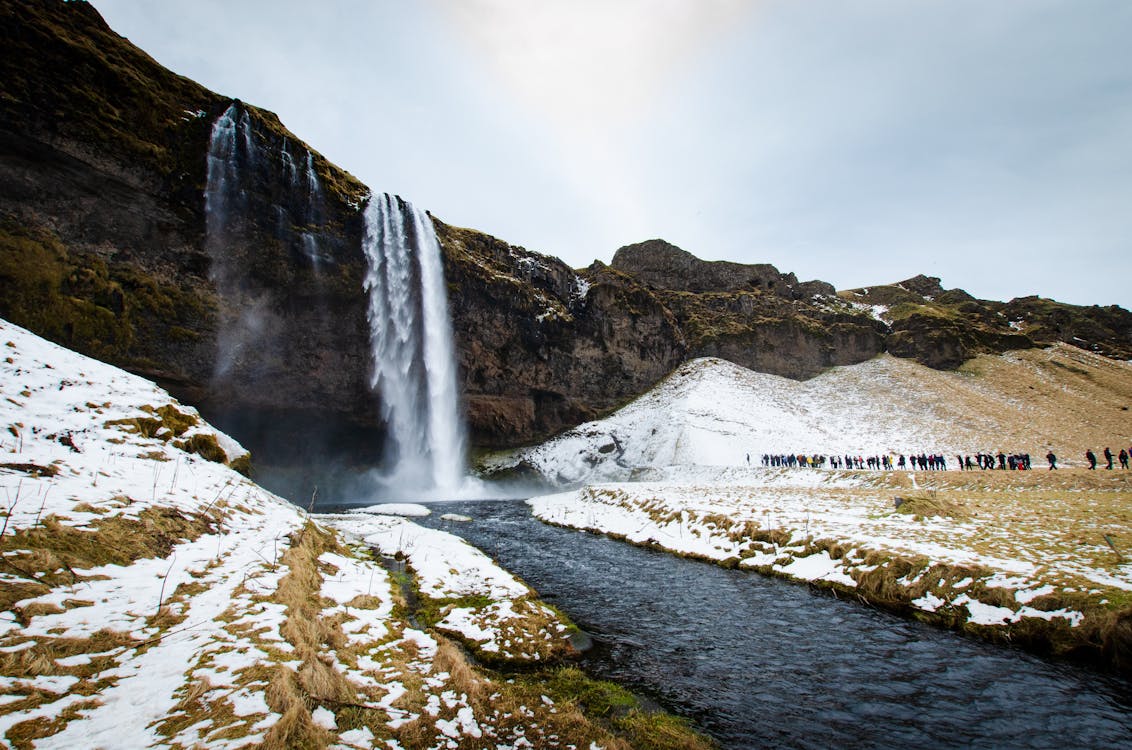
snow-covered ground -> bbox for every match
[484,352,1132,485]
[515,354,1132,666]
[0,319,623,749]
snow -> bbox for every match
[572,276,591,301]
[353,502,432,517]
[317,512,573,663]
[320,513,528,600]
[312,706,338,730]
[484,356,1028,485]
[0,318,585,747]
[529,478,1122,635]
[776,551,857,586]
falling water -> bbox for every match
[300,151,325,266]
[361,193,466,494]
[280,136,297,182]
[205,103,268,381]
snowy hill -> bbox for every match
[486,349,1132,485]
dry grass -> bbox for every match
[4,699,101,749]
[258,523,352,748]
[893,491,970,519]
[0,628,133,730]
[0,506,218,594]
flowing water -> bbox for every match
[205,102,267,381]
[300,150,326,266]
[412,499,1132,749]
[360,194,466,495]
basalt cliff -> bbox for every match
[3,1,1131,499]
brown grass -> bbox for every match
[4,699,101,748]
[259,523,353,748]
[0,506,218,590]
[893,491,970,519]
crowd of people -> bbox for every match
[755,446,1132,472]
[1084,447,1132,470]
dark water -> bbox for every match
[408,499,1132,749]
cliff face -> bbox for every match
[438,223,684,446]
[610,240,887,379]
[3,0,1131,492]
[0,1,389,485]
[844,277,1132,368]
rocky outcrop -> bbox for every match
[843,277,1132,368]
[438,223,684,446]
[612,239,835,298]
[605,240,886,378]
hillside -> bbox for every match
[486,346,1132,485]
[0,317,704,749]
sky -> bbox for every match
[88,0,1132,309]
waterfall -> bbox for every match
[205,103,268,381]
[361,193,466,494]
[300,151,324,266]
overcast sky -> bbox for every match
[89,0,1132,308]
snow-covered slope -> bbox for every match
[488,350,1132,485]
[0,319,615,749]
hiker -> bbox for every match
[1046,451,1057,470]
[1120,449,1129,469]
[1086,449,1097,470]
[1104,447,1114,470]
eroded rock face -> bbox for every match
[438,223,685,446]
[843,277,1132,366]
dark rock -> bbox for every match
[438,223,685,446]
[611,238,835,298]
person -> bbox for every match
[1120,449,1129,470]
[1104,447,1114,470]
[1046,450,1057,470]
[1086,449,1097,470]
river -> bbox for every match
[404,499,1132,749]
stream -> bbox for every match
[402,499,1132,749]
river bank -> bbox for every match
[413,498,1132,749]
[529,467,1132,674]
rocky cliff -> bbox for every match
[2,1,1131,500]
[844,276,1132,368]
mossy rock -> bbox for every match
[175,433,227,464]
[0,215,217,374]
